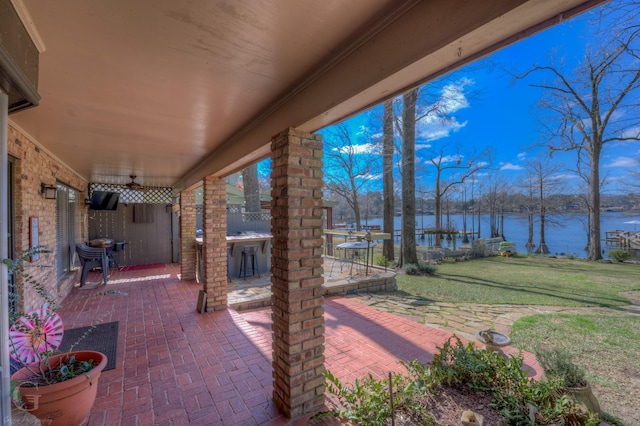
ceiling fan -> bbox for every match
[125,175,144,191]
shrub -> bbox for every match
[608,250,631,262]
[535,347,587,388]
[404,263,420,275]
[404,262,436,276]
[418,262,437,275]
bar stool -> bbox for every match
[238,245,260,279]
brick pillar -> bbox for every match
[202,175,228,311]
[270,128,325,418]
[180,189,196,280]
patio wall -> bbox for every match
[7,123,88,311]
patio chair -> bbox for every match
[75,243,109,286]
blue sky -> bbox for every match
[318,3,640,196]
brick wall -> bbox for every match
[270,128,325,419]
[179,189,196,280]
[202,176,227,311]
[7,123,88,311]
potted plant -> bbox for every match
[535,347,601,415]
[5,247,108,426]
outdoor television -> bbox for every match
[89,191,119,211]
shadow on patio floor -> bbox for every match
[59,263,540,425]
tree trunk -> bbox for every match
[242,164,261,212]
[401,89,418,265]
[527,212,535,254]
[588,149,602,261]
[535,205,549,254]
[382,100,395,262]
[434,191,442,247]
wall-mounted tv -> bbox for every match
[89,191,119,211]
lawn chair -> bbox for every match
[75,243,109,286]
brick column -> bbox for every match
[202,175,228,311]
[179,189,196,280]
[270,128,325,418]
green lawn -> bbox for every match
[396,256,640,306]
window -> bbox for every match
[56,183,77,278]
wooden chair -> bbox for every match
[75,243,109,286]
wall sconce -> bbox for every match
[41,183,57,199]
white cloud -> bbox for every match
[440,154,464,164]
[413,78,473,142]
[500,162,523,171]
[517,152,527,161]
[332,143,377,155]
[621,126,640,139]
[604,156,639,168]
[415,143,432,150]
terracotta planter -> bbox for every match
[11,350,108,426]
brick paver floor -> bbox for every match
[55,264,542,425]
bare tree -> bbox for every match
[324,124,377,231]
[426,146,491,246]
[242,164,261,212]
[525,158,563,254]
[518,171,537,254]
[523,2,640,260]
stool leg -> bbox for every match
[253,254,260,278]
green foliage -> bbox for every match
[319,336,600,424]
[404,262,436,276]
[317,369,433,425]
[535,347,587,388]
[373,255,395,268]
[404,263,420,275]
[4,246,57,321]
[608,250,631,262]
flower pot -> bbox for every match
[11,350,108,426]
[564,382,601,414]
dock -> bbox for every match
[605,230,640,250]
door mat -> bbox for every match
[59,321,119,371]
[119,263,165,271]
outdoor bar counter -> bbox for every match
[195,232,272,282]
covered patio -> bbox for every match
[1,0,602,421]
[58,265,541,425]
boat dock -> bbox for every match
[605,230,640,250]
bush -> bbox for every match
[535,347,587,388]
[608,250,631,262]
[418,262,437,275]
[404,263,420,275]
[404,262,436,276]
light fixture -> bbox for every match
[41,183,57,199]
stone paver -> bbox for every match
[348,291,640,342]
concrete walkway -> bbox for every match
[348,290,640,342]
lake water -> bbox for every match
[363,211,640,257]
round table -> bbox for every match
[335,241,376,276]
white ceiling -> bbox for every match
[8,0,604,192]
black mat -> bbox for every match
[59,321,119,371]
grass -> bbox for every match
[396,256,640,306]
[511,313,640,425]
